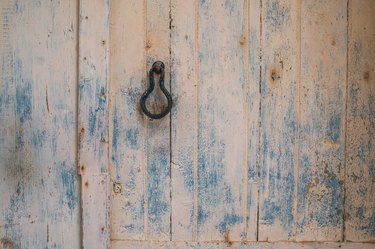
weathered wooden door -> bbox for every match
[1,0,374,248]
[78,0,375,248]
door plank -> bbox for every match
[258,0,300,241]
[79,0,110,248]
[197,0,249,241]
[109,0,147,240]
[170,0,197,241]
[297,0,347,241]
[145,0,172,241]
[346,0,375,242]
[0,0,79,248]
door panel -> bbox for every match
[109,0,171,241]
[78,0,375,247]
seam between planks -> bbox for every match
[256,0,263,242]
[243,0,251,240]
[193,0,199,241]
[143,0,149,240]
[342,0,350,242]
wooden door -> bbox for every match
[77,0,375,249]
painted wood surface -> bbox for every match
[297,0,347,241]
[109,0,171,243]
[79,0,110,248]
[109,0,147,241]
[170,0,197,241]
[1,0,374,248]
[0,0,80,248]
[258,0,300,241]
[108,0,375,246]
[346,0,375,242]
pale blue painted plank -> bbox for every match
[346,0,375,242]
[109,0,147,240]
[297,0,347,241]
[0,0,80,248]
[197,0,248,241]
[258,0,299,241]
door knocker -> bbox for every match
[140,61,173,119]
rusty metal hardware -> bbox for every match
[140,61,172,119]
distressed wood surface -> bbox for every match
[79,0,110,248]
[170,0,197,241]
[346,0,375,242]
[109,0,171,243]
[111,241,375,249]
[197,0,249,241]
[0,0,80,248]
[109,0,147,241]
[297,0,347,241]
[247,0,262,241]
[258,0,300,241]
[145,0,171,240]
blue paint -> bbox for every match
[371,212,375,236]
[266,1,291,31]
[31,130,47,149]
[327,114,341,143]
[15,80,32,124]
[125,128,139,149]
[59,162,78,211]
[88,109,96,136]
[112,107,119,151]
[147,149,170,227]
[217,213,243,234]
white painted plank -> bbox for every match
[81,174,110,249]
[170,0,197,241]
[297,0,347,242]
[197,0,248,241]
[258,0,300,241]
[79,0,110,248]
[109,0,147,241]
[247,0,261,242]
[0,0,80,248]
[145,0,172,241]
[112,241,375,249]
[79,0,110,175]
[346,0,375,242]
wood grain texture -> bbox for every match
[145,0,171,241]
[79,0,110,248]
[346,0,375,242]
[109,0,172,242]
[247,0,261,242]
[197,0,248,241]
[112,241,375,249]
[297,0,347,241]
[0,0,80,248]
[258,0,300,241]
[109,0,147,241]
[170,0,197,241]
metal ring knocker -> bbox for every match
[140,61,173,119]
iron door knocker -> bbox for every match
[140,61,173,119]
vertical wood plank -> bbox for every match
[247,0,261,241]
[109,0,147,241]
[170,0,197,241]
[297,0,347,241]
[79,0,110,248]
[0,0,80,248]
[197,0,248,241]
[258,0,300,241]
[145,0,171,241]
[346,0,375,242]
